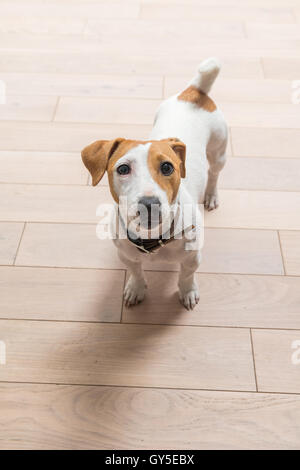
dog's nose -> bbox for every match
[138,196,161,229]
[138,196,161,211]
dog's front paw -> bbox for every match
[204,191,219,211]
[179,286,200,311]
[124,276,147,307]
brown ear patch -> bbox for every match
[178,85,216,112]
[81,139,108,186]
[81,138,124,186]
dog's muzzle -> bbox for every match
[137,196,161,229]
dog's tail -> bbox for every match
[190,57,221,94]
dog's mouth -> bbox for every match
[137,210,162,230]
[121,201,175,241]
[136,198,162,230]
[129,217,163,240]
[128,211,177,241]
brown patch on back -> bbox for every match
[178,85,217,112]
[147,142,182,203]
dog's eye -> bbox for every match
[117,164,131,175]
[160,161,174,176]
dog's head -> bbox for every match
[82,137,186,234]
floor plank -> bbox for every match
[199,228,284,275]
[0,184,111,223]
[0,50,264,77]
[0,222,24,265]
[141,0,300,5]
[262,57,300,79]
[0,121,232,157]
[3,32,300,57]
[221,102,300,129]
[279,231,300,275]
[252,329,300,393]
[0,121,151,152]
[221,157,300,191]
[246,23,300,40]
[0,266,124,322]
[15,223,284,275]
[15,223,123,269]
[205,190,300,230]
[0,383,299,450]
[231,127,300,158]
[55,98,300,128]
[0,95,57,122]
[164,77,295,103]
[0,73,163,99]
[85,19,246,44]
[55,97,160,125]
[0,151,87,185]
[123,271,300,329]
[141,5,295,23]
[0,32,102,51]
[142,227,283,275]
[0,1,140,20]
[0,320,256,391]
[0,15,85,34]
[295,8,300,23]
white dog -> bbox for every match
[82,57,228,310]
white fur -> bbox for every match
[114,58,228,309]
[190,57,221,94]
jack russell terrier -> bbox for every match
[82,57,228,310]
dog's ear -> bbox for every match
[81,138,124,186]
[161,137,186,178]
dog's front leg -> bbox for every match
[178,250,201,310]
[118,250,147,307]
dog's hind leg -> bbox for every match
[118,250,147,307]
[204,133,227,211]
[188,58,228,211]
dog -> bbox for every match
[82,57,228,310]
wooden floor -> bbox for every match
[0,0,300,450]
